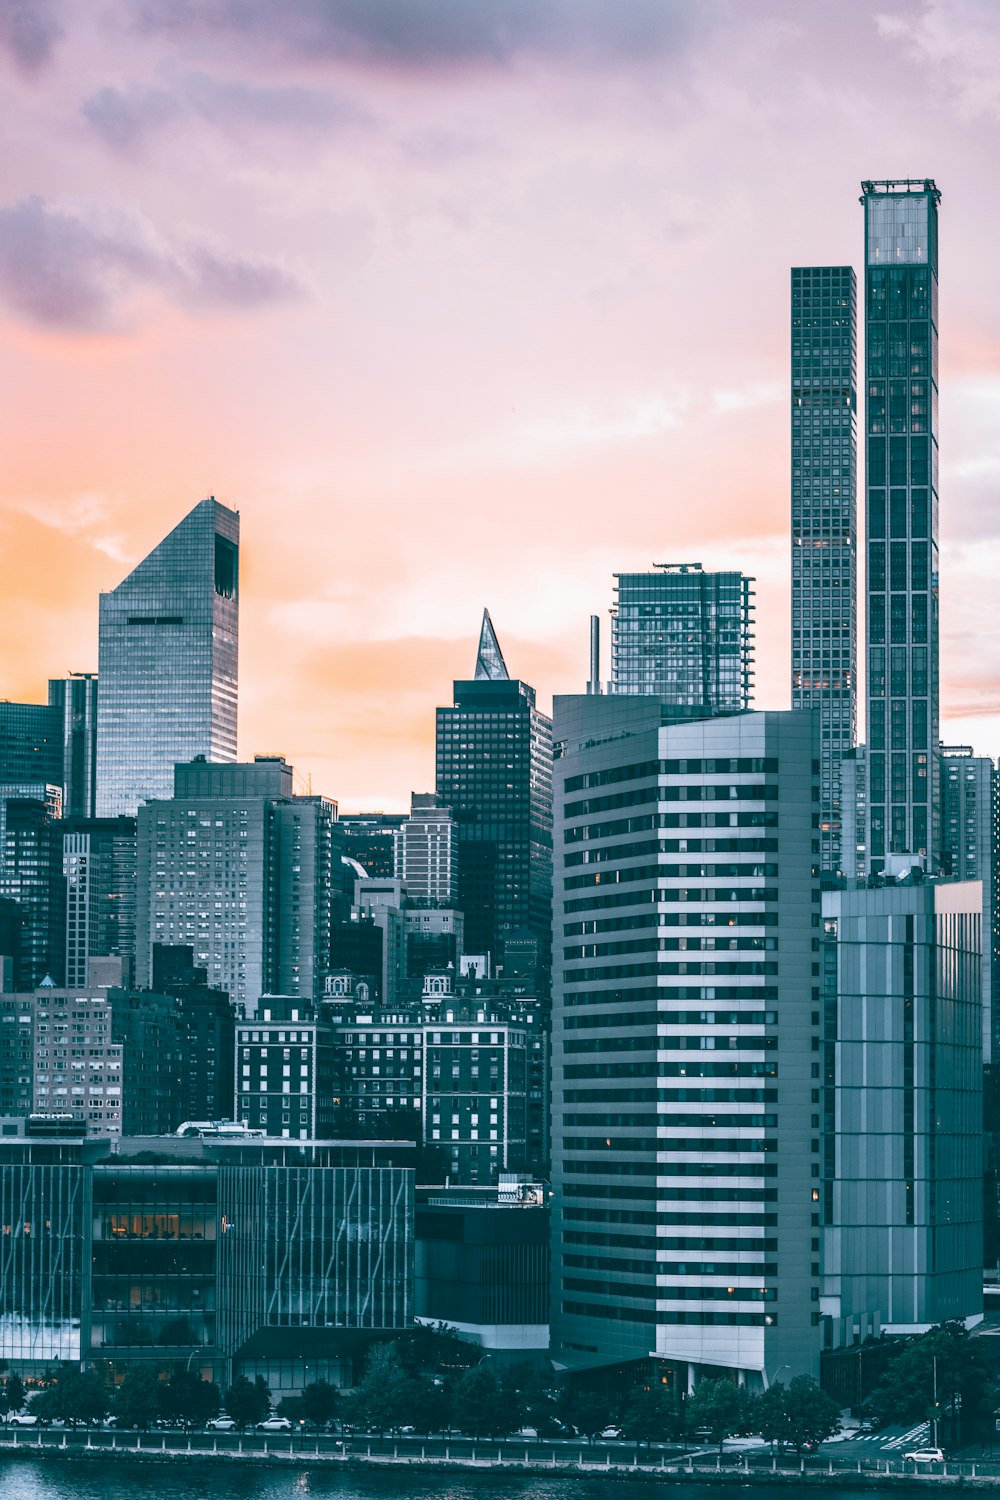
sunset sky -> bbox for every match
[2,0,1000,811]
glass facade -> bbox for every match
[0,1138,413,1379]
[791,267,857,873]
[862,180,941,868]
[821,880,982,1341]
[0,1146,86,1362]
[96,498,239,818]
[436,673,553,972]
[609,565,753,712]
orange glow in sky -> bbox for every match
[2,1,1000,809]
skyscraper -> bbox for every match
[861,180,941,871]
[791,266,858,873]
[96,497,239,817]
[435,613,552,972]
[550,699,821,1386]
[940,746,998,1066]
[393,793,457,907]
[609,564,754,712]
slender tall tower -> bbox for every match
[96,498,239,817]
[861,180,941,871]
[790,267,857,873]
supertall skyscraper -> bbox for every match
[96,498,239,817]
[791,267,858,873]
[436,612,552,972]
[861,180,941,871]
[609,564,754,713]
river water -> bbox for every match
[0,1459,882,1500]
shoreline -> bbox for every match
[0,1439,987,1489]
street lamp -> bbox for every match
[187,1347,205,1374]
[763,1364,790,1391]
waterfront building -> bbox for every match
[549,698,820,1388]
[135,756,336,1016]
[820,875,983,1340]
[96,498,239,817]
[791,267,858,874]
[609,564,754,713]
[0,1133,413,1389]
[415,1177,549,1362]
[861,180,941,871]
[436,613,553,973]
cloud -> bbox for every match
[81,85,180,149]
[130,0,696,69]
[0,195,306,330]
[0,0,61,74]
[877,0,1000,116]
[82,75,365,150]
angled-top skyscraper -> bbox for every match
[861,180,940,871]
[791,266,857,873]
[436,611,552,973]
[96,498,239,817]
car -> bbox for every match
[7,1414,38,1426]
[206,1416,237,1430]
[600,1426,623,1440]
[903,1449,944,1464]
[258,1416,293,1432]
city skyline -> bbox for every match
[3,2,1000,811]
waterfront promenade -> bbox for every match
[0,1426,997,1487]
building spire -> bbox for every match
[474,609,509,681]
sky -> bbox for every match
[2,0,1000,811]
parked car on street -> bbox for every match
[904,1449,944,1464]
[258,1416,293,1432]
[206,1416,237,1430]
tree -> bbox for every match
[115,1365,162,1429]
[452,1366,500,1438]
[873,1322,989,1446]
[32,1369,109,1425]
[686,1377,747,1453]
[349,1343,411,1435]
[403,1378,450,1435]
[565,1390,613,1443]
[5,1375,25,1415]
[301,1380,339,1431]
[160,1372,221,1426]
[755,1377,840,1453]
[622,1384,678,1446]
[224,1375,270,1430]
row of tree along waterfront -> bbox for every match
[2,1322,999,1454]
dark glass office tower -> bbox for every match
[436,614,552,971]
[609,564,753,712]
[791,267,857,873]
[96,497,239,817]
[861,180,940,870]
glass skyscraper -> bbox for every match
[435,615,552,971]
[609,564,753,713]
[790,266,857,873]
[96,497,239,817]
[861,180,941,870]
